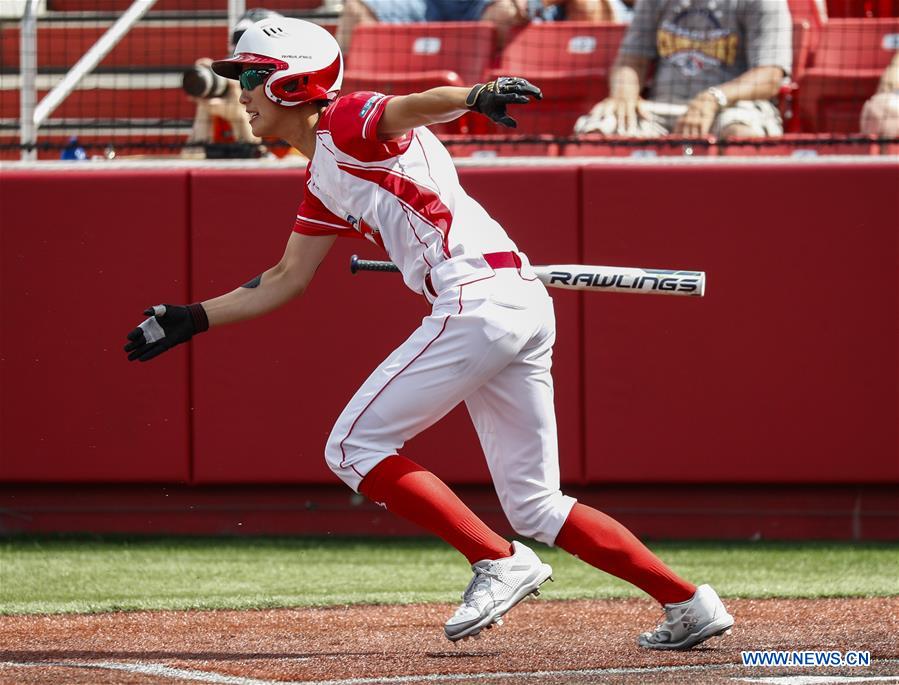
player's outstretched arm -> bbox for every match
[201,232,336,327]
[378,77,542,139]
[124,232,336,362]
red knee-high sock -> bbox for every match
[555,502,696,605]
[359,455,513,565]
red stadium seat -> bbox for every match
[48,0,323,11]
[798,18,899,132]
[787,0,825,53]
[0,23,229,70]
[781,20,814,132]
[484,22,627,136]
[0,85,192,120]
[342,22,496,133]
[826,0,898,16]
[344,22,495,85]
[789,0,827,26]
[0,21,338,71]
[790,21,815,86]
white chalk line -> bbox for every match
[0,661,732,684]
[0,659,897,685]
[0,661,296,685]
[737,677,899,684]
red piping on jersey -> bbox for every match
[399,203,433,269]
[318,92,412,161]
[327,150,441,197]
[456,275,496,313]
[318,141,441,199]
[415,137,450,258]
[362,95,390,140]
[314,138,442,261]
[336,161,452,260]
[338,315,451,476]
[416,135,438,190]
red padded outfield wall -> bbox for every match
[580,162,899,483]
[1,161,897,495]
[0,171,192,482]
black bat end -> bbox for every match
[350,255,359,274]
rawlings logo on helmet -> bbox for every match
[212,18,343,107]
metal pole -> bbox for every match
[19,0,38,161]
[227,0,246,51]
[33,0,157,128]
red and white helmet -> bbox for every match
[212,17,342,107]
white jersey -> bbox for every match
[294,91,519,296]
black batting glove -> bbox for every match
[124,303,209,362]
[465,76,543,128]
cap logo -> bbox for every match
[262,26,286,37]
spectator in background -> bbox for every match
[184,8,281,158]
[337,0,616,52]
[860,52,899,138]
[607,0,635,22]
[574,0,792,139]
[185,56,259,157]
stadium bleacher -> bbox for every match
[46,0,323,12]
[798,17,899,132]
[0,22,229,69]
[484,22,627,136]
[780,20,813,132]
[342,21,495,134]
[3,1,898,160]
[826,0,898,17]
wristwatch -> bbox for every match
[707,87,728,108]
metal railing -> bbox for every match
[17,0,248,160]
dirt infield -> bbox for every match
[1,598,897,685]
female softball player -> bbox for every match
[124,17,733,648]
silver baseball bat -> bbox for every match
[350,256,705,297]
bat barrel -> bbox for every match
[533,266,705,297]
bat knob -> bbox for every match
[350,255,359,274]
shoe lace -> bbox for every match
[461,566,499,604]
[651,608,673,633]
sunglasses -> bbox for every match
[239,68,274,91]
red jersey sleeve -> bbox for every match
[319,91,413,161]
[294,183,360,239]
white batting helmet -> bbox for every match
[230,7,283,49]
[212,17,343,107]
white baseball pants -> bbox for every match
[325,264,577,546]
